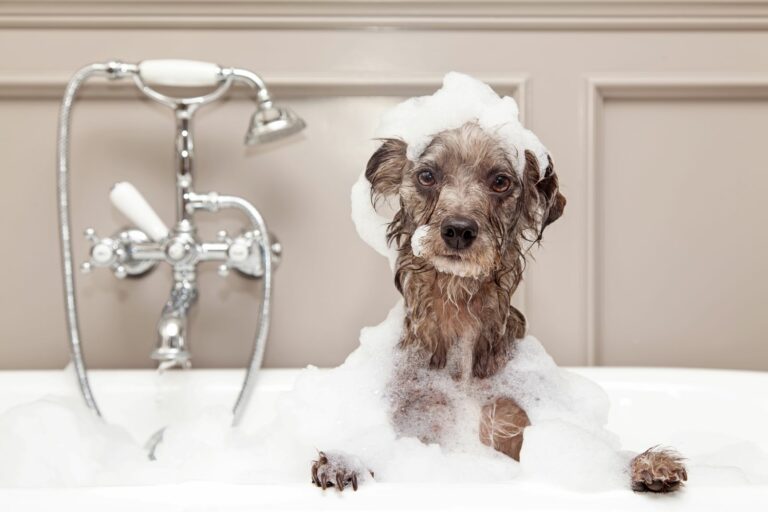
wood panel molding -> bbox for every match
[584,74,768,365]
[0,72,525,101]
[2,1,768,30]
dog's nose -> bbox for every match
[441,217,479,250]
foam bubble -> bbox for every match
[411,225,430,257]
[375,72,549,178]
[350,173,398,268]
[0,396,146,487]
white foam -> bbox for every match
[350,173,398,269]
[0,396,146,487]
[375,72,549,178]
[411,225,430,257]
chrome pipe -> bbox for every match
[175,107,195,224]
[228,68,273,106]
[187,192,273,426]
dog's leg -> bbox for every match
[472,302,523,379]
[479,397,530,461]
[399,268,450,371]
[311,450,373,492]
[629,447,687,493]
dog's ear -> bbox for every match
[365,138,409,202]
[525,151,566,238]
[537,155,566,231]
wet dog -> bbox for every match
[311,122,687,493]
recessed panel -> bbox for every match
[599,97,768,369]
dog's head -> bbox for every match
[366,121,565,282]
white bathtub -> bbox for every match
[0,367,766,510]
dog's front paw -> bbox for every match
[311,451,371,491]
[630,447,688,493]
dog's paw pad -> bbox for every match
[631,447,687,493]
[311,451,371,492]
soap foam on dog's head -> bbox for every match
[375,72,549,179]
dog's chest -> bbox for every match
[445,336,475,382]
[431,279,485,342]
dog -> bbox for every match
[311,121,687,493]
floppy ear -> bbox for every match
[365,138,409,202]
[537,155,566,230]
[524,151,566,238]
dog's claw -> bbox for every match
[310,450,370,492]
[311,462,319,485]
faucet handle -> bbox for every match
[81,227,117,273]
[223,230,281,278]
[228,237,252,264]
[81,228,100,273]
[110,182,169,242]
[81,227,156,278]
[84,227,99,243]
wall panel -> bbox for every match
[0,1,766,369]
[595,91,768,369]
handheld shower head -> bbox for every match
[245,104,306,145]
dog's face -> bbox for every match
[366,122,565,281]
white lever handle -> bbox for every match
[110,182,169,242]
[138,60,223,87]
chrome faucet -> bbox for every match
[57,60,301,426]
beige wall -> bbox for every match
[0,1,767,370]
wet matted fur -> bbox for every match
[311,122,686,493]
[367,123,564,379]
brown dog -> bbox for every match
[311,122,687,493]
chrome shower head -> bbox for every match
[245,104,306,145]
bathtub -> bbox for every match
[0,367,766,510]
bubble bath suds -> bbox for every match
[374,71,549,180]
[0,73,766,491]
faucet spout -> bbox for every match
[152,279,196,370]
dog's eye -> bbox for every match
[491,174,512,193]
[417,170,437,187]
